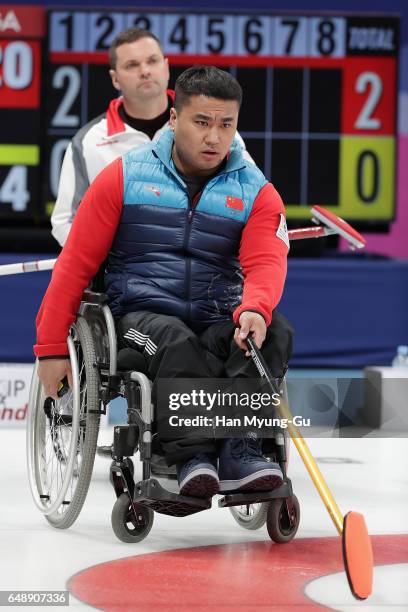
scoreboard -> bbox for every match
[0,6,399,228]
[0,6,43,222]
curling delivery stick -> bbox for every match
[247,335,373,601]
[0,206,365,277]
[0,258,56,276]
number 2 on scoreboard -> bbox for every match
[355,72,383,130]
[342,58,396,136]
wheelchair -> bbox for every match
[27,289,299,543]
[25,205,367,545]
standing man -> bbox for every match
[51,28,172,246]
[36,66,292,499]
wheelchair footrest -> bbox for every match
[134,478,211,517]
[218,481,293,508]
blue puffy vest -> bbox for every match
[105,128,267,332]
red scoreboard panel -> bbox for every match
[0,8,400,226]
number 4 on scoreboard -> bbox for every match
[0,166,30,212]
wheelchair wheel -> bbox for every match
[266,495,300,543]
[111,494,154,543]
[229,503,269,530]
[27,316,100,529]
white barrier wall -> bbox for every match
[0,363,113,429]
[0,363,34,428]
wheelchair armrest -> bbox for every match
[82,289,109,305]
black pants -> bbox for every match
[117,311,293,465]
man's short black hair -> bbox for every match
[109,28,164,69]
[174,66,243,111]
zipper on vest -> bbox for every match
[183,187,204,322]
[184,200,194,322]
[183,197,194,248]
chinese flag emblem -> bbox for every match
[226,196,244,211]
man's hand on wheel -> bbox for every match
[234,311,267,357]
[37,359,73,400]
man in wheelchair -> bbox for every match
[35,65,292,500]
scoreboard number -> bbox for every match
[309,17,346,57]
[126,13,161,37]
[88,13,126,51]
[340,137,394,219]
[0,41,33,89]
[206,18,227,53]
[51,66,81,128]
[50,12,88,52]
[163,15,197,54]
[355,72,382,130]
[0,166,29,212]
[49,140,69,199]
[238,17,269,55]
[357,150,379,203]
[274,18,307,56]
[0,144,39,217]
[200,16,235,54]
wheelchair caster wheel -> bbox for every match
[111,493,154,543]
[229,502,269,530]
[267,494,300,543]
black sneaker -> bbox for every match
[177,454,219,498]
[218,435,283,493]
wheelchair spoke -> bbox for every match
[46,361,88,515]
[35,383,78,512]
[28,316,100,527]
[238,503,261,518]
[229,501,269,530]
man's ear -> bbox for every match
[169,107,177,129]
[109,69,120,92]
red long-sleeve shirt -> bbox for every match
[34,157,288,357]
